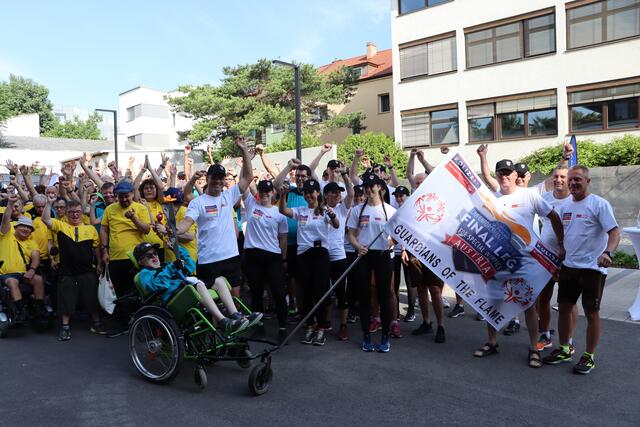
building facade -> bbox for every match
[391,0,640,165]
[318,42,394,143]
[119,86,193,149]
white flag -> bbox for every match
[384,152,559,330]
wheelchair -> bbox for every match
[0,280,55,338]
[127,272,276,395]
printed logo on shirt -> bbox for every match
[299,215,308,226]
[253,209,264,220]
[359,215,370,228]
[205,205,219,216]
[562,212,572,226]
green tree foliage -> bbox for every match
[519,134,640,174]
[168,59,358,156]
[337,132,408,177]
[43,112,103,140]
[0,85,11,147]
[0,74,55,133]
[264,130,323,153]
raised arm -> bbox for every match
[416,150,435,175]
[384,155,400,188]
[132,164,148,201]
[273,158,300,191]
[476,144,499,192]
[309,144,332,181]
[340,167,354,209]
[350,148,363,184]
[145,155,165,201]
[278,188,294,218]
[235,137,253,194]
[10,174,29,202]
[19,165,38,199]
[256,144,278,178]
[406,149,417,191]
[79,152,105,188]
[1,195,18,235]
[42,193,56,228]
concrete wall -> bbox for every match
[390,0,640,161]
[322,75,395,144]
[3,114,40,137]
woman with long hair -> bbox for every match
[347,173,397,353]
[279,179,339,346]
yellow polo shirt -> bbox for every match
[101,201,150,261]
[0,225,39,275]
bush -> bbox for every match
[264,131,323,153]
[611,251,639,269]
[337,132,408,177]
[519,134,640,174]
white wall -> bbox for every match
[390,0,640,169]
[3,114,40,137]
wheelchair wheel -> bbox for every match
[194,366,207,390]
[129,307,183,383]
[248,361,272,396]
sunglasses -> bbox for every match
[517,173,527,179]
[496,170,514,176]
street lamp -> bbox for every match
[272,59,301,160]
[95,108,119,169]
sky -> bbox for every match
[0,0,391,110]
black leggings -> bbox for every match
[330,258,349,310]
[108,259,136,323]
[243,248,287,328]
[346,251,359,312]
[354,250,393,335]
[297,247,331,329]
[393,255,415,315]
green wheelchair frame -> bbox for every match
[127,266,275,395]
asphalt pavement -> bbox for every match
[1,302,639,426]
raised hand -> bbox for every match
[19,164,32,176]
[383,155,393,168]
[440,146,450,155]
[360,155,371,169]
[255,144,265,155]
[354,148,364,158]
[160,152,170,166]
[415,150,425,162]
[82,152,92,164]
[476,143,488,157]
[563,142,574,159]
[184,145,192,154]
[321,143,332,154]
[288,158,301,169]
[5,160,18,174]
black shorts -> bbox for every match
[557,266,606,310]
[197,256,242,288]
[286,245,298,279]
[57,272,99,315]
[409,256,443,288]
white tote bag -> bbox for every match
[98,265,117,315]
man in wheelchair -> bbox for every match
[133,242,262,336]
[0,195,47,323]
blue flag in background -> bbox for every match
[568,135,578,167]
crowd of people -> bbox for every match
[0,138,620,375]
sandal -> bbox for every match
[473,342,498,357]
[528,349,543,368]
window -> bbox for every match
[350,66,366,79]
[401,106,458,147]
[567,0,640,49]
[399,0,451,15]
[126,105,139,122]
[271,124,285,133]
[378,94,391,113]
[308,106,329,124]
[399,34,457,80]
[467,91,557,141]
[568,80,640,132]
[466,12,555,68]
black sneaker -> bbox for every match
[58,327,71,341]
[106,326,129,338]
[573,353,595,374]
[404,310,416,323]
[219,317,249,336]
[543,347,573,365]
[311,329,326,346]
[90,322,107,335]
[503,320,520,336]
[435,326,446,343]
[475,313,484,321]
[346,312,358,324]
[244,312,263,328]
[301,328,315,344]
[448,304,465,318]
[411,321,433,336]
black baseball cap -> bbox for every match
[327,159,341,169]
[207,164,226,177]
[302,179,321,193]
[495,159,515,173]
[257,180,274,192]
[392,186,410,196]
[133,243,161,261]
[353,185,364,195]
[323,182,345,193]
[362,173,384,187]
[514,163,529,175]
[373,163,387,173]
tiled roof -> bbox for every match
[318,48,392,81]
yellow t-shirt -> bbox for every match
[164,206,197,267]
[0,225,40,275]
[62,215,91,225]
[30,217,52,260]
[101,201,151,261]
[143,200,165,248]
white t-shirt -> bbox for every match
[495,187,552,237]
[327,203,349,261]
[347,202,397,251]
[539,191,571,253]
[243,196,288,254]
[344,207,356,254]
[558,194,618,274]
[186,185,241,264]
[291,206,332,254]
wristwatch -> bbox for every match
[603,251,612,258]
